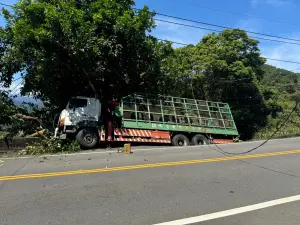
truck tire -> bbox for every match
[191,134,209,145]
[172,134,190,146]
[76,128,99,149]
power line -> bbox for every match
[0,2,12,7]
[211,102,299,155]
[291,67,300,72]
[10,80,23,95]
[2,3,300,67]
[207,142,300,179]
[3,2,300,43]
[0,0,297,30]
[157,38,190,46]
[155,19,300,47]
[172,75,300,87]
[265,58,300,65]
[155,18,221,33]
[133,8,300,43]
[157,38,300,65]
[12,76,22,82]
[155,11,300,43]
[172,0,300,28]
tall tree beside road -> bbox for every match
[163,29,268,139]
[0,0,172,107]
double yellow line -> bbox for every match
[1,149,300,181]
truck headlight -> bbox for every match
[59,119,65,127]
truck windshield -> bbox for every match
[68,98,87,109]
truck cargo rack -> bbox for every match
[120,94,238,136]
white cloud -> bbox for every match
[152,17,211,47]
[251,0,293,7]
[260,37,300,71]
[232,17,300,72]
[9,79,23,95]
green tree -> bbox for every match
[0,91,17,125]
[163,29,268,139]
[255,65,300,139]
[0,0,172,108]
[194,29,266,101]
[161,45,205,98]
[0,90,29,137]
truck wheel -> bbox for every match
[76,128,99,149]
[172,134,190,146]
[191,134,209,145]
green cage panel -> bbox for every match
[119,94,239,136]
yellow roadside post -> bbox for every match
[124,143,131,154]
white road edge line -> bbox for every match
[153,194,300,225]
[1,136,300,160]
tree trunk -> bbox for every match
[82,68,101,100]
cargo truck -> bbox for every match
[54,93,239,148]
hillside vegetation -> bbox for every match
[254,65,300,139]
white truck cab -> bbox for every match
[55,97,102,147]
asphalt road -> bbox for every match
[1,137,300,225]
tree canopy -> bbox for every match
[162,29,268,139]
[0,0,172,107]
[254,64,300,139]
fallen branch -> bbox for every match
[14,114,43,129]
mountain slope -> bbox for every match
[255,65,300,139]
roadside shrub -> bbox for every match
[19,138,81,155]
[0,131,9,140]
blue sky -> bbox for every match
[1,0,300,91]
[135,0,300,72]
